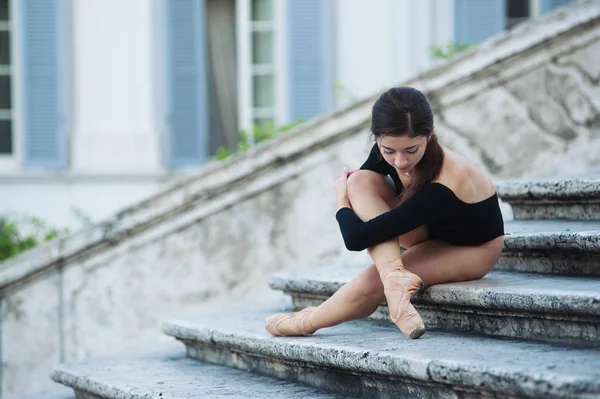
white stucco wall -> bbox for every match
[332,0,454,108]
[0,0,168,229]
[0,176,166,229]
[70,0,163,174]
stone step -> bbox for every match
[496,175,600,221]
[268,267,600,345]
[50,346,346,399]
[162,307,600,399]
[499,220,600,276]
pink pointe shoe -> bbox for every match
[382,269,426,339]
[265,306,317,337]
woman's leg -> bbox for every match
[343,170,427,338]
[265,224,428,337]
[308,236,503,330]
[308,225,429,329]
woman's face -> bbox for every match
[378,134,429,174]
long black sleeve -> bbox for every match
[335,183,454,251]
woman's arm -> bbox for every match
[336,183,453,251]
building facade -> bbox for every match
[0,0,572,228]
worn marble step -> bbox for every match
[162,306,600,399]
[496,175,600,221]
[498,220,600,276]
[268,267,600,345]
[50,346,346,399]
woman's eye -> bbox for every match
[406,149,418,154]
[383,150,394,155]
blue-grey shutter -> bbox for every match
[164,0,208,168]
[21,0,66,169]
[542,0,572,14]
[454,0,506,46]
[287,0,332,122]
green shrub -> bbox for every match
[0,208,93,262]
[429,41,473,60]
[0,216,69,262]
[213,120,304,161]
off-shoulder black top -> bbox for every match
[335,144,504,251]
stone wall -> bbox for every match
[1,1,599,397]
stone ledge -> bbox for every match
[498,220,600,276]
[162,306,600,399]
[496,175,600,200]
[50,347,344,399]
[268,268,600,344]
[503,220,600,253]
[496,176,600,220]
[269,269,600,317]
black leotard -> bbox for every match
[335,144,504,251]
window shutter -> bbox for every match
[454,0,506,46]
[287,0,332,122]
[165,0,208,168]
[542,0,572,14]
[22,0,66,170]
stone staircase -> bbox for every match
[46,176,600,398]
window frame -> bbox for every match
[0,0,20,171]
[237,0,288,144]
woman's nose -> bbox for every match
[394,156,407,168]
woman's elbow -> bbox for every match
[343,234,367,252]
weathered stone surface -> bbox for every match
[497,220,600,276]
[497,176,600,220]
[269,267,600,344]
[3,1,600,395]
[503,220,600,253]
[2,274,62,399]
[56,142,365,364]
[162,306,600,399]
[50,346,345,399]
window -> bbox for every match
[506,0,530,29]
[0,0,11,155]
[250,0,275,129]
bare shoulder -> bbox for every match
[434,147,497,203]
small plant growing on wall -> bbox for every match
[429,41,473,60]
[0,208,93,262]
[213,120,304,161]
[0,216,67,261]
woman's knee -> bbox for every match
[347,170,395,202]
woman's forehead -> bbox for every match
[378,135,424,148]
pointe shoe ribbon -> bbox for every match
[265,306,317,337]
[382,269,425,339]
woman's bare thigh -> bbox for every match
[354,236,504,298]
[401,236,504,286]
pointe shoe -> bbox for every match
[265,306,317,337]
[382,269,425,339]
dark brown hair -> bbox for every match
[370,87,444,203]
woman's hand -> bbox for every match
[335,167,353,209]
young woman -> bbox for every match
[265,87,505,339]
